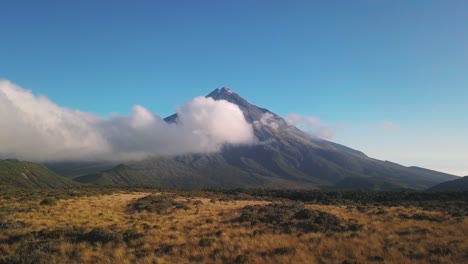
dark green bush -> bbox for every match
[123,228,145,243]
[237,203,347,233]
[271,247,295,255]
[199,238,214,247]
[193,200,203,206]
[347,223,364,232]
[155,244,174,256]
[411,213,444,222]
[234,254,249,264]
[81,227,123,244]
[39,198,57,206]
[129,194,189,214]
[294,209,316,220]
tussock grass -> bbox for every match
[0,189,466,263]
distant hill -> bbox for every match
[329,176,407,191]
[74,164,158,187]
[45,161,117,178]
[428,176,468,191]
[0,159,79,188]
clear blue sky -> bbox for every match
[1,0,467,175]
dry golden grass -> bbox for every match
[0,191,467,264]
[5,192,149,230]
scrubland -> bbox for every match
[0,188,467,264]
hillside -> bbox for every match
[74,164,158,187]
[428,176,468,191]
[0,159,79,188]
[45,161,117,178]
[330,176,407,191]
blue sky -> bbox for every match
[1,0,467,175]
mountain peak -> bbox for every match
[165,87,270,124]
[206,87,272,123]
[207,87,236,99]
[221,87,233,93]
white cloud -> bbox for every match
[0,80,256,161]
[254,113,280,131]
[285,113,335,139]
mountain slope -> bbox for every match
[428,176,468,191]
[125,88,456,190]
[330,176,408,191]
[45,161,117,178]
[74,164,157,187]
[0,159,79,188]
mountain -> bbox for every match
[74,164,158,187]
[70,87,457,190]
[101,87,453,190]
[0,159,79,188]
[428,176,468,191]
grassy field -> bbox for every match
[0,189,467,263]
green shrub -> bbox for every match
[294,209,316,220]
[271,247,295,255]
[81,227,123,244]
[155,244,174,256]
[237,203,347,233]
[199,238,214,247]
[39,198,57,206]
[193,200,203,206]
[123,228,145,243]
[234,254,249,264]
[129,194,189,214]
[411,213,444,222]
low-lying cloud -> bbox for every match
[286,113,335,139]
[254,113,281,131]
[0,80,256,161]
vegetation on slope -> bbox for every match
[329,176,408,191]
[44,161,117,178]
[73,164,158,187]
[0,159,79,188]
[428,176,468,191]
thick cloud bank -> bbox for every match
[0,80,256,161]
